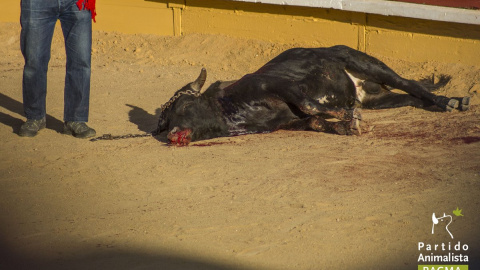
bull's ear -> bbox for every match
[190,68,207,92]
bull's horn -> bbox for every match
[190,68,207,92]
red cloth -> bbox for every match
[76,0,97,22]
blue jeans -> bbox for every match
[21,0,92,122]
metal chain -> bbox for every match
[90,133,153,142]
[160,89,201,112]
[90,89,201,142]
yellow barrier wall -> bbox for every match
[181,0,364,49]
[2,0,479,66]
[1,0,20,22]
[366,15,480,65]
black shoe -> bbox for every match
[63,122,96,138]
[19,117,46,137]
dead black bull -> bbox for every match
[91,45,470,145]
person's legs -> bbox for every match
[60,0,96,138]
[60,0,92,122]
[20,0,59,120]
[20,0,59,136]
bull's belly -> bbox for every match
[224,101,299,135]
[308,86,357,109]
[313,93,356,108]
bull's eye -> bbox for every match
[177,101,194,115]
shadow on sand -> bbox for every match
[0,92,64,134]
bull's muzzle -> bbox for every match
[167,127,192,146]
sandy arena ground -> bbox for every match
[1,22,479,269]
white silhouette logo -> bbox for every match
[431,212,453,239]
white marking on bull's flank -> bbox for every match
[345,70,366,103]
[317,96,328,104]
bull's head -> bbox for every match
[154,68,226,146]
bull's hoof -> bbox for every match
[308,116,327,132]
[330,109,362,136]
[353,108,362,121]
[458,96,470,111]
[446,98,459,112]
[349,109,362,136]
[330,122,349,135]
[436,96,459,112]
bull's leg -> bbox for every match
[300,99,355,120]
[278,111,362,135]
[278,118,312,130]
[343,49,461,111]
[308,110,362,135]
[389,79,458,111]
[358,77,472,111]
[362,91,433,109]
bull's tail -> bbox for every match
[418,74,451,92]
